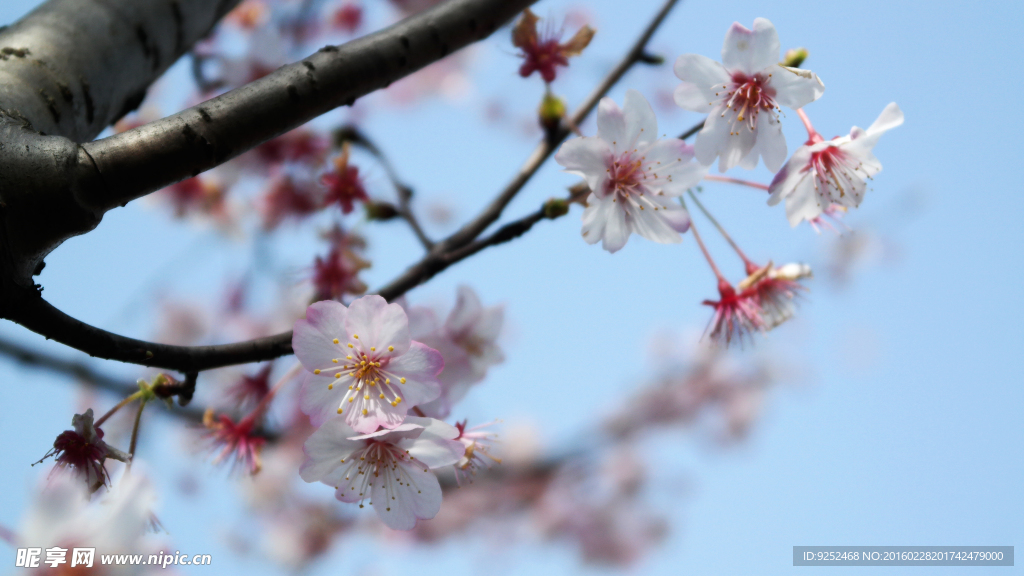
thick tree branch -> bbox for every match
[0,0,241,141]
[75,0,535,217]
[0,334,207,420]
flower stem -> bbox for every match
[680,198,726,282]
[126,400,146,472]
[687,190,754,267]
[703,174,770,192]
[796,108,822,142]
[94,391,144,428]
[246,362,304,424]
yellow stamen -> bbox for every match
[314,369,321,375]
[399,377,406,384]
[333,338,339,344]
[388,346,394,352]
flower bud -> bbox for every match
[782,47,808,68]
[538,92,567,135]
[365,201,400,221]
[543,198,570,219]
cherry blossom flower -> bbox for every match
[224,364,273,410]
[452,420,501,485]
[299,416,463,530]
[674,18,825,172]
[203,408,267,475]
[321,143,369,215]
[16,473,163,574]
[738,261,812,329]
[294,296,443,433]
[161,176,226,218]
[262,173,323,229]
[332,3,363,34]
[253,128,329,172]
[555,90,705,253]
[413,286,504,418]
[512,8,595,83]
[702,279,765,346]
[311,228,370,301]
[767,103,904,226]
[36,409,129,492]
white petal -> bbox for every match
[721,18,779,74]
[469,304,503,344]
[350,421,424,442]
[622,89,658,148]
[384,341,444,405]
[785,172,827,226]
[345,295,411,356]
[444,285,482,336]
[300,416,362,482]
[370,461,443,530]
[580,193,611,245]
[660,202,692,233]
[404,305,439,340]
[866,102,904,137]
[629,204,683,245]
[602,199,631,253]
[292,301,348,371]
[673,54,730,112]
[767,148,808,206]
[299,372,348,427]
[596,97,627,153]
[323,461,370,503]
[402,416,460,440]
[769,65,825,109]
[346,394,409,434]
[554,137,611,196]
[754,116,787,173]
[641,140,706,196]
[699,109,757,172]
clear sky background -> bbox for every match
[0,0,1021,574]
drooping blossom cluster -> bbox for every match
[552,16,899,346]
[293,293,505,529]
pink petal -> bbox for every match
[293,300,348,371]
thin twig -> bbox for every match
[679,119,704,140]
[336,125,434,249]
[437,0,683,252]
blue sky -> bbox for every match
[0,0,1021,574]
